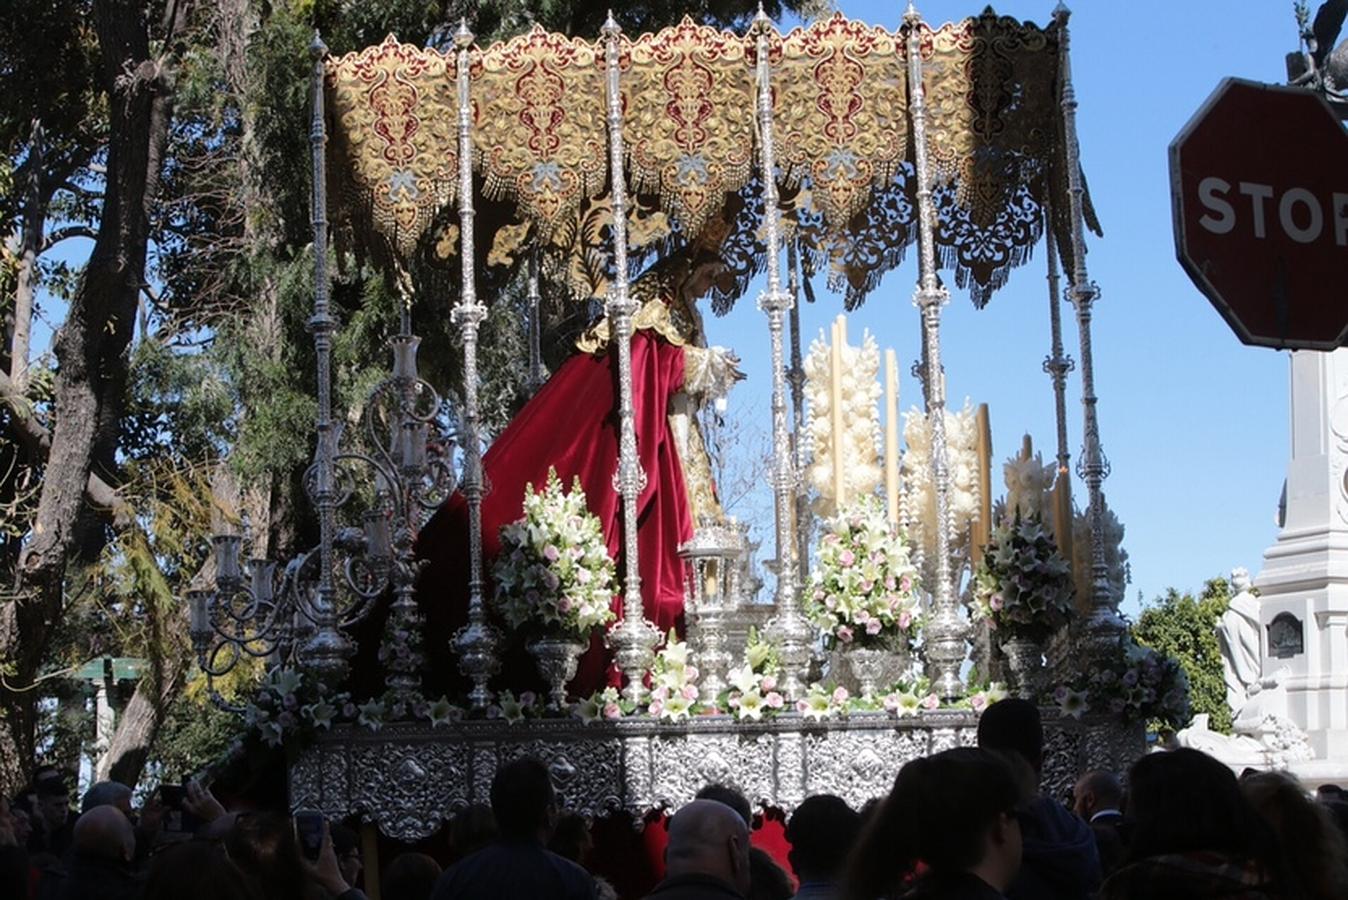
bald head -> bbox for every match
[73,804,135,864]
[665,800,750,895]
[1073,770,1123,820]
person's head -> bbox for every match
[448,803,497,861]
[748,846,793,900]
[548,812,593,864]
[664,799,752,896]
[786,794,861,884]
[224,812,307,900]
[1072,770,1124,820]
[678,250,727,303]
[695,783,753,827]
[71,803,136,865]
[142,840,262,900]
[330,822,361,886]
[81,780,134,816]
[1242,770,1348,899]
[380,852,442,900]
[8,795,32,845]
[490,757,556,841]
[976,698,1044,776]
[34,774,70,831]
[841,748,1022,899]
[1125,749,1273,865]
[1316,784,1345,803]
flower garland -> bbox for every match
[971,516,1075,642]
[646,632,701,721]
[493,469,617,640]
[1055,639,1191,730]
[806,497,922,651]
[804,326,883,519]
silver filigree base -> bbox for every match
[1001,635,1047,701]
[844,647,890,700]
[527,636,587,710]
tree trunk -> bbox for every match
[8,121,44,394]
[0,0,194,796]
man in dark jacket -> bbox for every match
[1071,770,1126,877]
[644,800,751,899]
[977,699,1102,900]
[430,757,595,900]
[53,805,139,900]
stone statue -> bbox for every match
[1177,667,1313,767]
[1216,568,1262,713]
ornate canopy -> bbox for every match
[324,9,1100,310]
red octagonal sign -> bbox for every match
[1171,78,1348,350]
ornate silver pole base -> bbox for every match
[607,617,660,706]
[453,620,502,711]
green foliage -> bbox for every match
[1132,576,1233,733]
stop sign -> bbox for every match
[1171,78,1348,350]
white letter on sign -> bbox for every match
[1335,193,1348,247]
[1280,188,1323,244]
[1198,177,1234,234]
[1239,182,1274,238]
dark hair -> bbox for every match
[749,847,793,900]
[976,698,1044,772]
[447,803,497,861]
[1125,750,1281,873]
[786,794,861,881]
[81,781,132,814]
[490,758,555,840]
[34,776,69,799]
[1242,770,1348,900]
[841,748,1020,900]
[695,784,752,827]
[380,852,442,900]
[143,840,262,900]
[224,812,308,900]
[548,813,592,864]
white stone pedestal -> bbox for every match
[1254,350,1348,765]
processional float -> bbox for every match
[189,3,1147,841]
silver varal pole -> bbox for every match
[449,20,502,709]
[526,249,547,393]
[302,32,352,680]
[1055,3,1125,647]
[1042,202,1074,477]
[601,13,661,704]
[753,8,812,702]
[905,4,965,700]
[787,241,811,588]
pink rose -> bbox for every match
[883,693,901,712]
[824,596,837,610]
[837,626,854,644]
[832,686,850,704]
[898,611,912,630]
[765,692,784,709]
[922,693,940,710]
[860,579,874,593]
[796,699,811,714]
[543,544,560,562]
[866,619,882,636]
[899,576,912,592]
[684,665,699,682]
[520,691,537,707]
[651,685,669,702]
[728,695,741,708]
[970,692,988,712]
[760,675,778,692]
[989,594,1004,611]
[648,698,665,716]
[558,597,573,614]
[839,549,856,567]
[681,684,699,701]
[603,702,622,719]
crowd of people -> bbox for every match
[3,700,1346,900]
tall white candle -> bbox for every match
[885,349,899,526]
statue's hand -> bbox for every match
[685,345,744,400]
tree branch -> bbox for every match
[41,225,98,253]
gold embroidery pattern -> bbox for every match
[623,18,755,239]
[473,27,607,239]
[774,15,907,230]
[326,36,457,256]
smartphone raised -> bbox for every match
[294,809,325,862]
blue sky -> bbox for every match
[703,0,1302,616]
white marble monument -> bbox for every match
[1252,350,1348,772]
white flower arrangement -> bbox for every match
[493,469,617,640]
[725,628,785,720]
[971,517,1075,642]
[806,496,921,651]
[647,632,701,721]
[797,683,852,720]
[804,326,883,519]
[901,400,982,559]
[1003,449,1057,522]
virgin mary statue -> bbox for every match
[413,240,741,697]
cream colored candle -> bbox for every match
[885,349,900,526]
[974,404,992,556]
[830,317,847,511]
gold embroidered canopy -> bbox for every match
[324,9,1099,309]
